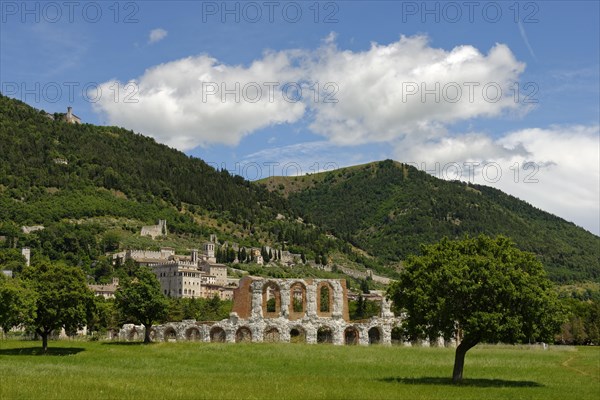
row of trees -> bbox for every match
[0,263,207,351]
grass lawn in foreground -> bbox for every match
[0,340,598,400]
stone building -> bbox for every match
[140,219,168,239]
[89,277,119,299]
[151,259,230,299]
[21,248,31,267]
[113,240,232,300]
[63,107,81,124]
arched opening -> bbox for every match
[210,327,226,343]
[264,327,280,343]
[289,282,307,320]
[163,327,177,342]
[262,282,281,318]
[128,328,139,341]
[344,327,359,345]
[235,327,252,343]
[317,282,334,316]
[368,327,381,345]
[317,326,333,344]
[186,327,201,341]
[290,327,306,343]
[391,326,403,346]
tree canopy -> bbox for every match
[0,274,36,335]
[115,266,168,343]
[20,262,94,352]
[388,235,563,383]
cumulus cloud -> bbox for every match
[304,35,526,145]
[93,35,527,150]
[93,52,305,149]
[148,28,168,44]
[394,125,600,234]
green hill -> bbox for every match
[0,94,355,281]
[1,94,598,284]
[259,160,600,283]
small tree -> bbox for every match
[21,263,94,353]
[388,235,562,383]
[115,266,168,343]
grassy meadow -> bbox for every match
[0,340,598,400]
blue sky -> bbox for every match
[1,1,599,234]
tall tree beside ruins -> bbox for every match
[20,262,94,353]
[115,266,168,343]
[388,235,563,383]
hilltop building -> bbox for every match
[63,107,81,124]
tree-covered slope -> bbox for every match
[0,94,288,226]
[260,160,600,283]
[0,95,360,280]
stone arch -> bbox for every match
[236,327,252,343]
[289,326,306,343]
[317,326,333,344]
[128,328,140,341]
[317,282,334,317]
[344,326,359,345]
[163,326,177,342]
[210,326,226,343]
[262,281,281,318]
[264,327,280,343]
[186,327,201,341]
[289,281,307,320]
[368,327,382,345]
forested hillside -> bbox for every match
[0,94,288,225]
[1,94,598,285]
[261,160,600,283]
[0,95,355,279]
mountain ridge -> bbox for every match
[259,160,599,283]
[0,94,598,284]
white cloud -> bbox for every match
[304,35,526,145]
[91,34,598,233]
[393,125,600,235]
[148,28,168,44]
[93,52,305,149]
[93,35,527,150]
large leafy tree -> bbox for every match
[115,266,168,343]
[21,262,94,353]
[0,274,37,336]
[388,235,563,383]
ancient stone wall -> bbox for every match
[119,277,412,346]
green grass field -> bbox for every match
[0,340,598,400]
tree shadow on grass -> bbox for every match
[0,347,85,356]
[378,377,543,388]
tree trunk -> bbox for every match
[143,323,152,344]
[452,339,478,383]
[41,331,49,354]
